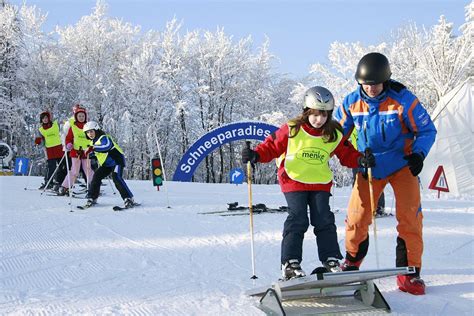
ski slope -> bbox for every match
[1,176,473,315]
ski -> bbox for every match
[113,203,141,211]
[72,194,87,199]
[376,213,394,218]
[45,193,86,199]
[198,208,247,215]
[220,208,287,216]
[72,190,87,195]
[72,190,104,196]
[199,203,288,215]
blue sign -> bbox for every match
[14,157,29,175]
[229,167,245,185]
[173,121,279,182]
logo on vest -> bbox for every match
[296,147,328,165]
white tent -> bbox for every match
[420,78,474,197]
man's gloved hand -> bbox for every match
[241,147,259,164]
[358,150,376,168]
[65,143,73,151]
[403,152,424,176]
[85,146,94,156]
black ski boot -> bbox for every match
[85,198,97,208]
[51,183,60,193]
[375,207,392,217]
[57,187,69,196]
[124,198,135,208]
[311,257,342,274]
[281,259,306,280]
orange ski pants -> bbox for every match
[345,166,423,268]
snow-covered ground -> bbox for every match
[1,176,473,315]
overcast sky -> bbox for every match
[9,0,470,77]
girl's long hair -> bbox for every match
[289,108,343,143]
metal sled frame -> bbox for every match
[248,266,415,315]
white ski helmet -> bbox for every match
[303,86,335,111]
[83,121,100,132]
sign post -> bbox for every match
[428,165,449,198]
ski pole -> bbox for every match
[365,148,380,269]
[24,157,36,190]
[40,153,66,195]
[107,177,116,195]
[65,152,73,212]
[246,141,258,280]
[85,152,91,193]
[153,128,171,208]
[363,122,380,268]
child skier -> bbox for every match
[34,111,66,191]
[241,86,375,280]
[82,121,135,208]
[58,106,94,195]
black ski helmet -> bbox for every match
[355,52,391,85]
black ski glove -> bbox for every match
[403,152,424,176]
[358,151,376,168]
[241,147,259,164]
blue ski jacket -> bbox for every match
[91,130,126,168]
[335,80,437,179]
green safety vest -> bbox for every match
[93,134,123,166]
[284,125,343,184]
[38,120,61,148]
[69,118,90,151]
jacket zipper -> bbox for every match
[381,120,386,142]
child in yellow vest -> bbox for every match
[34,111,65,190]
[241,86,375,280]
[82,121,135,208]
[58,106,94,195]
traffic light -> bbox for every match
[151,158,163,186]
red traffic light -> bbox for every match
[152,159,161,167]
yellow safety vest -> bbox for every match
[350,129,358,150]
[38,120,61,148]
[93,134,124,166]
[284,125,343,184]
[69,118,90,151]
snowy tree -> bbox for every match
[0,2,21,147]
[391,15,472,109]
[117,31,165,179]
[0,2,54,161]
[55,0,140,124]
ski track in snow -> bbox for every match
[1,176,473,315]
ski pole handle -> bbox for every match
[245,141,256,169]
